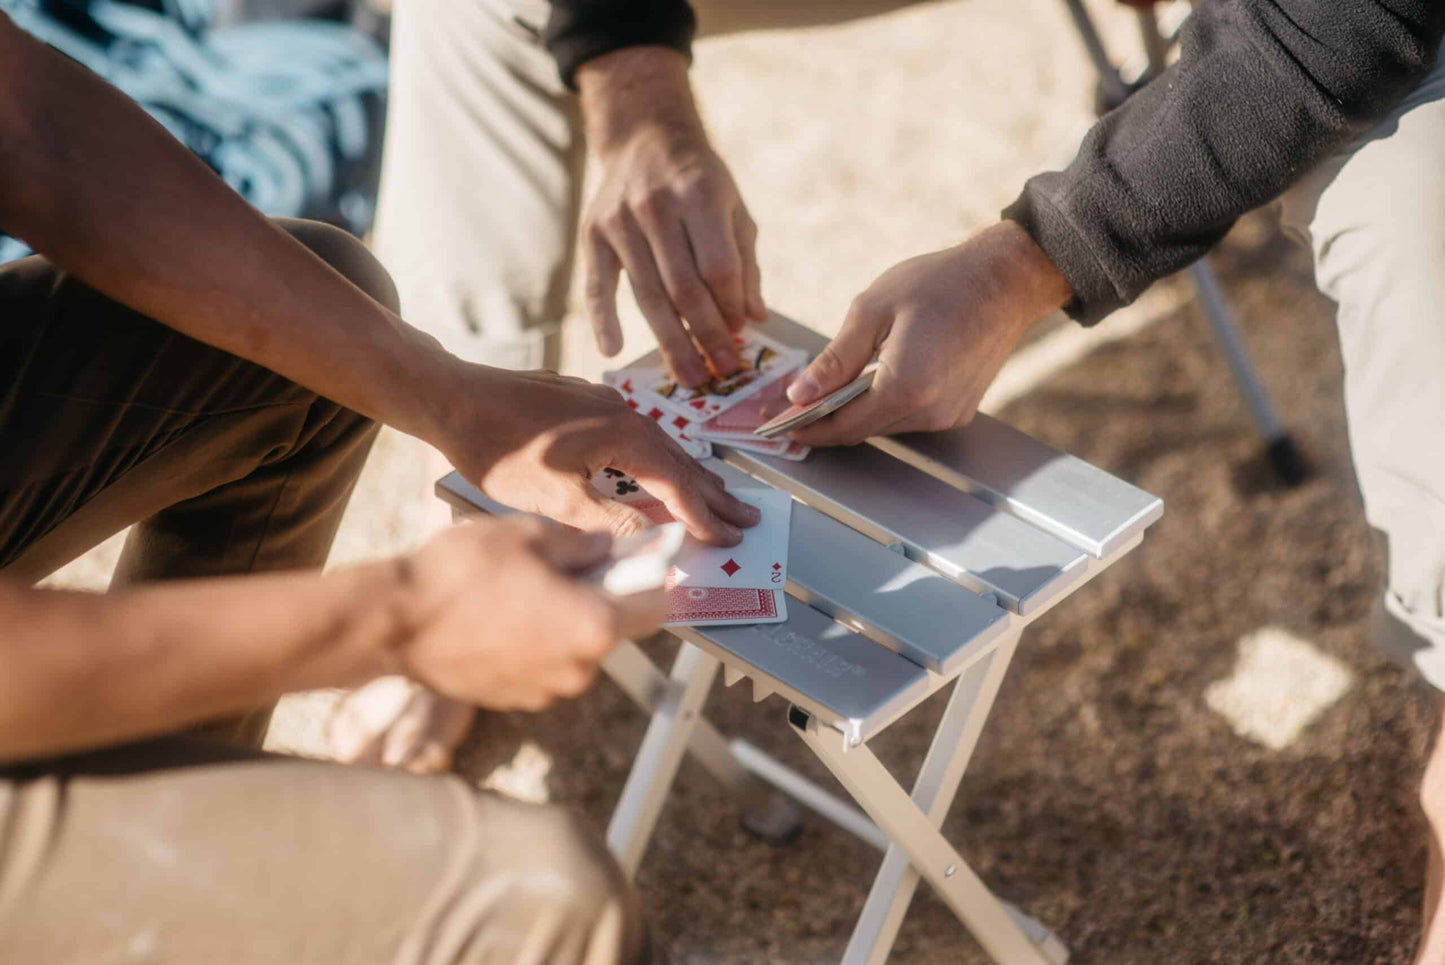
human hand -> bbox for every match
[577,47,766,387]
[395,518,663,712]
[783,222,1073,447]
[431,364,759,546]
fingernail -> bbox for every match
[713,347,739,373]
[723,523,743,542]
[740,503,761,524]
[788,373,819,404]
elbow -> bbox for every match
[1324,10,1443,124]
[0,14,55,234]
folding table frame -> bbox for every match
[438,314,1162,964]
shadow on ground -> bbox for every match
[452,210,1438,964]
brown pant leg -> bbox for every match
[0,738,653,965]
[0,218,390,744]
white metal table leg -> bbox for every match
[795,704,1055,965]
[606,642,720,876]
[602,642,805,843]
[842,631,1064,964]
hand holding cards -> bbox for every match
[755,363,878,438]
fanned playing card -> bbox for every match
[601,371,712,459]
[631,331,808,422]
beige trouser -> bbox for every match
[0,220,650,963]
[376,1,1445,687]
[0,738,648,964]
[1278,44,1445,689]
[370,0,928,370]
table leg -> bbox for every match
[845,628,1065,964]
[606,642,720,876]
[601,641,804,843]
[794,691,1064,965]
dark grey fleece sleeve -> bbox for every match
[544,0,697,90]
[1004,0,1445,324]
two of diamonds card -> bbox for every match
[585,472,791,626]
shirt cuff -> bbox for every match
[1002,178,1127,327]
[545,1,698,90]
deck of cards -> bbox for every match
[602,330,816,462]
[587,329,880,627]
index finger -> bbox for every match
[683,204,747,330]
[612,428,754,546]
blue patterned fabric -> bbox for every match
[0,0,389,263]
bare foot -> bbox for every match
[327,676,476,774]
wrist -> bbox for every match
[994,220,1074,320]
[577,46,705,159]
[347,556,426,683]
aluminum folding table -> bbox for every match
[436,313,1162,964]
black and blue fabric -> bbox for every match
[0,0,389,263]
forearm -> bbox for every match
[0,14,454,442]
[0,564,408,762]
[1006,0,1445,323]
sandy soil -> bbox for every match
[42,1,1439,961]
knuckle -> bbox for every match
[636,188,673,219]
[678,174,716,205]
[848,294,878,321]
[698,257,740,288]
[672,282,709,315]
[562,664,600,697]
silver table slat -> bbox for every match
[673,603,931,744]
[435,470,936,736]
[718,443,1087,616]
[635,311,1163,559]
[439,467,1007,676]
[705,460,1009,675]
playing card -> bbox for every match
[697,372,795,438]
[716,437,812,461]
[669,488,791,590]
[590,467,660,506]
[631,331,808,423]
[601,371,712,460]
[582,523,686,596]
[754,363,878,439]
[663,586,787,627]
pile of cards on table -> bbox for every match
[602,330,812,462]
[586,470,791,627]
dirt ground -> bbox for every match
[43,1,1441,962]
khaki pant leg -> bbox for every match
[371,0,931,370]
[1278,46,1445,688]
[0,738,651,965]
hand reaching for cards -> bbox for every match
[783,223,1074,447]
[577,47,767,387]
[396,518,662,712]
[435,365,758,546]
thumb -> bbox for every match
[789,305,882,405]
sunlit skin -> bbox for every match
[0,14,757,763]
